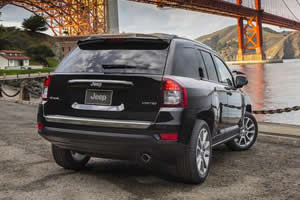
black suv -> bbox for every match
[37,33,258,184]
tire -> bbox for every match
[52,144,90,170]
[226,112,258,151]
[176,120,212,184]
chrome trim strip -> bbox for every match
[72,102,125,112]
[44,115,151,129]
[159,107,184,112]
[68,79,133,86]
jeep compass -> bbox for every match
[37,33,258,184]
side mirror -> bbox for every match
[232,70,246,75]
[235,75,248,88]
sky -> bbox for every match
[0,0,295,39]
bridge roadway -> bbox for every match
[0,100,299,200]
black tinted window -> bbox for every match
[56,47,168,74]
[201,51,219,82]
[173,47,201,79]
[198,51,208,79]
[214,56,233,86]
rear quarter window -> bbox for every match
[172,47,201,79]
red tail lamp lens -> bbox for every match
[42,76,51,101]
[44,76,51,87]
[164,79,181,91]
[160,133,178,141]
[38,123,43,131]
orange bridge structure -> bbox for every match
[1,0,300,60]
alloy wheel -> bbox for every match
[196,128,211,177]
[235,116,256,147]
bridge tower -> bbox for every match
[54,0,119,57]
[1,0,119,56]
[0,0,119,36]
[237,0,265,61]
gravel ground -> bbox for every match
[0,101,299,200]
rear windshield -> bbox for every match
[55,47,168,75]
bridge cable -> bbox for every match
[281,0,300,21]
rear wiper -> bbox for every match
[102,64,149,69]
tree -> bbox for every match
[26,45,55,67]
[22,15,48,32]
[0,24,5,32]
[0,39,11,50]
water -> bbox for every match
[230,59,300,125]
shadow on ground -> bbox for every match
[63,145,236,200]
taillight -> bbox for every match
[162,78,187,107]
[42,76,51,101]
[37,123,43,131]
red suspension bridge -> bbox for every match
[1,0,300,60]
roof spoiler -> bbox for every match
[77,34,175,50]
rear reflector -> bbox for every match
[38,123,43,131]
[160,133,178,141]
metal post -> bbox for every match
[106,0,119,34]
[0,84,3,98]
[237,0,244,61]
[237,18,244,61]
[255,0,265,60]
[19,84,30,101]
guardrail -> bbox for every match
[0,72,50,81]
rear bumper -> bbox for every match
[39,126,183,163]
[38,103,185,163]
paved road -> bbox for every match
[0,101,299,200]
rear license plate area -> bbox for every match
[85,90,113,106]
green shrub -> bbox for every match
[0,68,54,76]
[47,58,59,68]
[25,45,55,67]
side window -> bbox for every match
[214,56,234,86]
[197,50,208,79]
[201,51,219,82]
[173,47,201,79]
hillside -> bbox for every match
[196,25,299,61]
[1,25,299,63]
[0,26,60,67]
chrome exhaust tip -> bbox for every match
[141,153,152,163]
